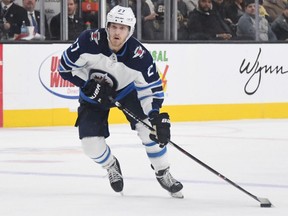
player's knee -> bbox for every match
[81,136,106,158]
[135,119,151,144]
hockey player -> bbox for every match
[58,5,183,198]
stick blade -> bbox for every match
[258,197,273,208]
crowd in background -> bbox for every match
[0,0,288,41]
[136,0,287,41]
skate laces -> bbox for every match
[157,169,177,188]
[107,160,122,183]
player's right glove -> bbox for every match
[81,79,115,105]
[149,112,171,148]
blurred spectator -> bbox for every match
[263,0,287,21]
[128,0,158,40]
[81,0,98,29]
[50,0,85,40]
[177,0,189,40]
[151,0,189,40]
[135,0,158,40]
[187,0,234,40]
[271,4,288,40]
[212,0,237,34]
[223,0,245,33]
[153,0,165,39]
[259,0,273,23]
[128,0,136,12]
[128,0,137,37]
[22,0,50,39]
[107,0,120,11]
[212,0,227,19]
[183,0,198,13]
[82,11,98,29]
[0,0,29,39]
[236,0,277,41]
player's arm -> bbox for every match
[135,61,164,115]
[58,32,89,87]
[134,57,170,147]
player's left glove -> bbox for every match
[81,79,115,105]
[149,112,171,148]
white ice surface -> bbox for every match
[0,119,287,216]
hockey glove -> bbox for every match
[81,79,115,105]
[149,112,171,148]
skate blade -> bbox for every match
[170,191,184,199]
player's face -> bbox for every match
[107,23,130,52]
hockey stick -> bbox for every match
[114,101,272,208]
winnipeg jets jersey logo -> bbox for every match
[90,30,100,45]
[89,69,118,90]
[133,46,145,59]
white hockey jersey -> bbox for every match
[58,28,164,116]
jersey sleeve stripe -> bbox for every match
[135,79,162,91]
[138,92,164,101]
[62,50,82,69]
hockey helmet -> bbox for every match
[106,5,136,41]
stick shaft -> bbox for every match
[168,139,260,202]
[115,101,263,204]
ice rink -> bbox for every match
[1,119,288,216]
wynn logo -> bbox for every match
[239,48,288,95]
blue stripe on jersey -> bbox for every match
[146,146,167,158]
[114,82,135,101]
[153,92,165,98]
[62,50,82,70]
[79,82,135,104]
[58,64,67,72]
[138,92,164,101]
[79,90,98,104]
[135,79,162,91]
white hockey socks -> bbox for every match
[81,136,114,168]
[135,120,170,172]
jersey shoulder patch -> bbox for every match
[128,38,150,60]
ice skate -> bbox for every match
[106,157,124,193]
[156,167,184,198]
